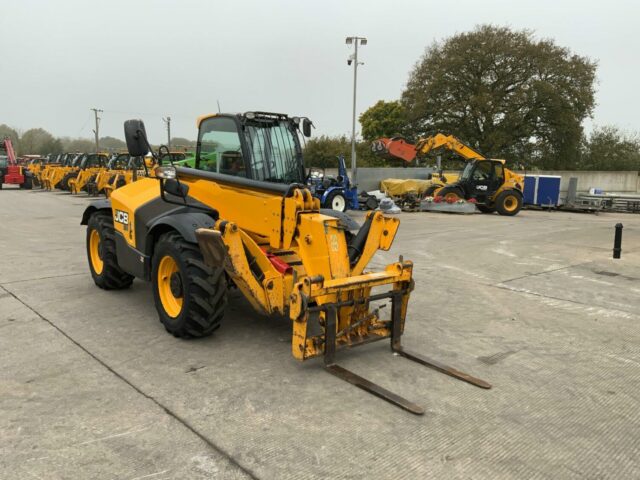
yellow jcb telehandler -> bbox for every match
[87,155,123,196]
[39,154,68,189]
[43,153,84,190]
[102,156,148,198]
[373,133,525,215]
[69,153,110,194]
[81,113,490,414]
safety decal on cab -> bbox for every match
[114,210,129,225]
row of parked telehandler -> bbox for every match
[27,151,188,196]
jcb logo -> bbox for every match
[114,210,129,225]
[476,185,488,191]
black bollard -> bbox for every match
[613,223,623,259]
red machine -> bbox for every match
[0,138,30,189]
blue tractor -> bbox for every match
[306,155,359,212]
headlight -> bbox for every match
[155,166,177,179]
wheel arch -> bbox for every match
[320,186,341,204]
[144,212,217,258]
[81,199,112,225]
[494,187,523,201]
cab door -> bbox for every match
[467,161,505,203]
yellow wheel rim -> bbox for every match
[443,191,461,201]
[157,255,183,318]
[503,195,518,212]
[89,229,104,275]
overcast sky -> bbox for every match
[2,0,639,143]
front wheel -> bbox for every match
[152,231,228,338]
[325,191,347,212]
[86,212,134,289]
[495,191,523,216]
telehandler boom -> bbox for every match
[81,113,490,414]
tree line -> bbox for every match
[307,25,640,171]
[0,123,197,156]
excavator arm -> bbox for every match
[372,133,485,163]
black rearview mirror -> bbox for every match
[302,118,312,137]
[124,119,150,157]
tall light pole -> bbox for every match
[162,116,171,148]
[90,107,103,152]
[346,36,367,185]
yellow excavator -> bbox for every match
[81,113,490,415]
[373,133,525,215]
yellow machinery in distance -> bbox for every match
[81,113,491,415]
[373,133,525,215]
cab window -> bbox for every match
[493,162,504,181]
[472,162,493,181]
[197,117,246,176]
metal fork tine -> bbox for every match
[390,292,492,390]
[393,346,492,389]
[325,364,425,415]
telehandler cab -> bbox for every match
[81,113,490,414]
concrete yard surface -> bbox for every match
[1,187,639,479]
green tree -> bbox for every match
[171,137,197,148]
[99,136,126,151]
[581,126,640,170]
[401,25,597,169]
[60,137,97,152]
[303,135,386,169]
[359,100,407,141]
[0,124,20,151]
[19,128,63,155]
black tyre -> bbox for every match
[325,191,347,212]
[86,212,134,290]
[59,172,77,191]
[495,190,523,216]
[364,196,378,210]
[423,184,441,198]
[152,231,227,338]
[477,205,495,214]
[21,174,33,190]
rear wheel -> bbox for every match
[495,190,522,216]
[437,186,465,202]
[325,191,347,212]
[152,231,227,338]
[86,212,134,289]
